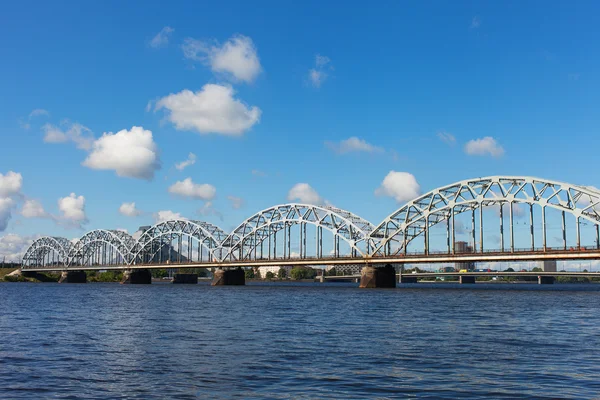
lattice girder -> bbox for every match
[220,203,376,261]
[21,236,73,267]
[369,176,600,255]
[67,229,135,266]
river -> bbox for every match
[1,282,599,399]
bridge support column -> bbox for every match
[459,275,476,284]
[212,267,245,286]
[172,273,198,284]
[121,269,152,284]
[359,264,396,288]
[58,270,87,283]
[538,276,555,285]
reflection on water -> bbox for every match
[1,282,599,399]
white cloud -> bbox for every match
[155,84,261,136]
[308,54,333,88]
[198,201,223,221]
[29,109,50,118]
[437,131,456,145]
[0,233,39,262]
[82,126,160,180]
[21,199,48,218]
[119,202,142,217]
[471,16,481,29]
[42,121,94,150]
[155,210,187,223]
[182,35,262,83]
[0,171,23,198]
[168,178,216,200]
[149,26,174,48]
[0,198,15,232]
[464,136,505,157]
[375,171,421,203]
[227,195,244,209]
[287,183,323,205]
[325,137,383,154]
[309,69,327,88]
[58,193,88,227]
[175,152,196,171]
[315,54,331,67]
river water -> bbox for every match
[1,282,599,399]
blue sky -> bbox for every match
[1,1,600,260]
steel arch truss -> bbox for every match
[130,219,229,264]
[220,203,376,261]
[67,229,136,266]
[369,176,600,256]
[22,237,73,268]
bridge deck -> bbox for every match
[21,248,600,272]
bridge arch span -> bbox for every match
[22,236,73,268]
[369,176,600,256]
[219,203,376,261]
[129,219,229,264]
[67,229,136,267]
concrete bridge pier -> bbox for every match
[58,270,87,283]
[459,275,476,284]
[359,264,396,288]
[121,269,152,284]
[173,273,198,284]
[212,267,245,286]
[538,276,555,284]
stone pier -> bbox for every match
[359,264,396,288]
[459,275,476,284]
[212,268,245,286]
[121,269,152,284]
[173,273,198,284]
[538,276,555,285]
[58,270,87,283]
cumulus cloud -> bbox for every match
[0,233,40,262]
[155,84,261,136]
[149,26,174,48]
[0,198,15,232]
[198,201,223,221]
[58,193,88,227]
[168,178,216,200]
[119,202,142,217]
[287,183,323,205]
[227,195,244,209]
[182,35,262,83]
[308,54,333,88]
[175,152,196,171]
[375,171,421,203]
[0,171,23,232]
[464,136,505,157]
[325,137,383,154]
[437,131,456,145]
[155,210,187,223]
[0,171,23,198]
[21,199,48,218]
[42,121,94,150]
[82,126,161,180]
[29,109,50,118]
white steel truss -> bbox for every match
[219,203,376,261]
[67,229,136,266]
[22,237,73,267]
[369,176,600,256]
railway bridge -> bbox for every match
[20,176,600,287]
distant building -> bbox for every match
[455,241,475,271]
[257,265,293,277]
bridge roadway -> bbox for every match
[324,271,600,281]
[21,248,600,272]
